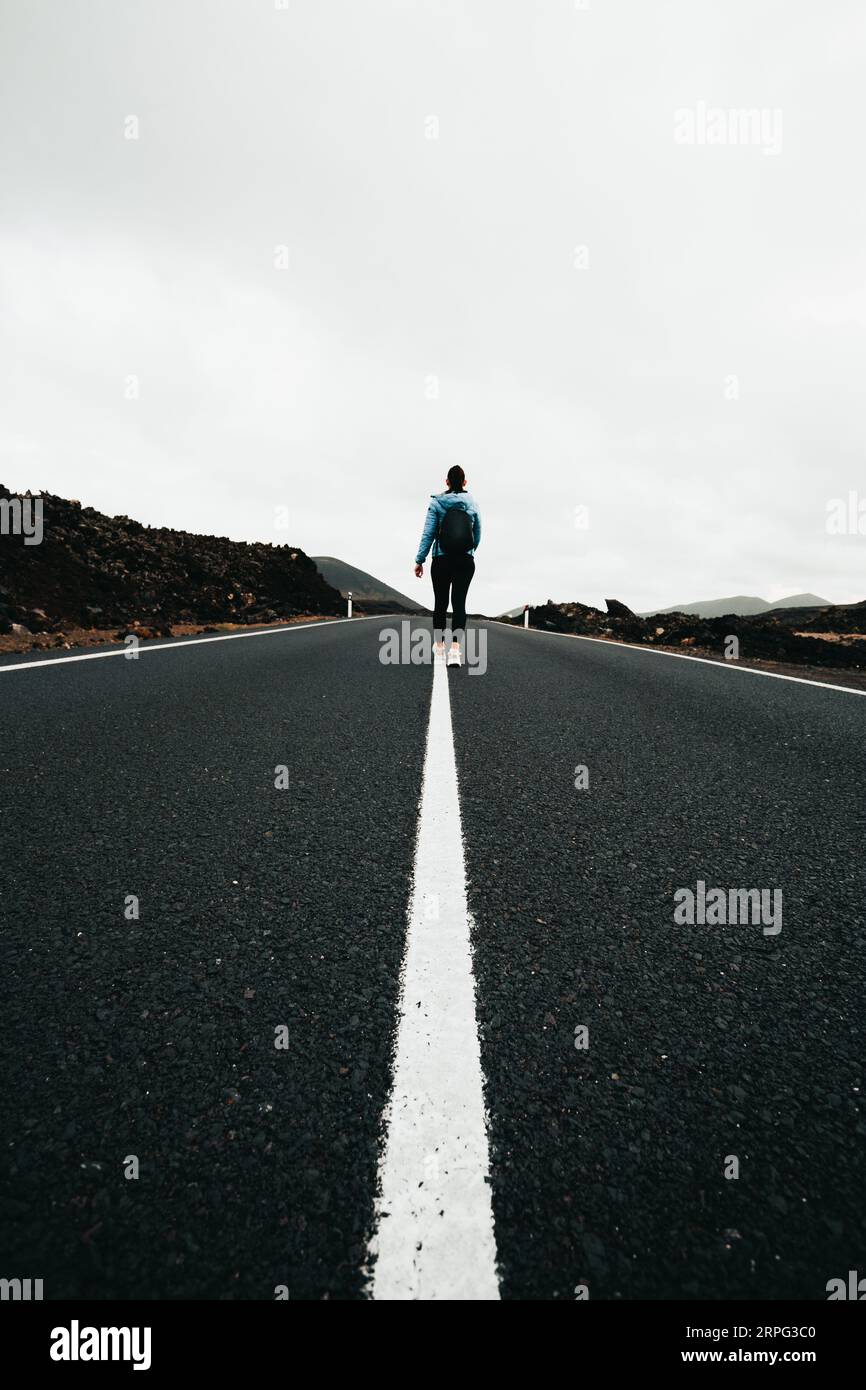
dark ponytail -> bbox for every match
[445,465,466,493]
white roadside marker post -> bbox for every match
[348,590,353,619]
[524,603,529,629]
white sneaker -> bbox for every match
[434,642,446,664]
[446,645,462,668]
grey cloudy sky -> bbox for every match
[1,0,864,615]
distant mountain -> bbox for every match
[641,593,831,619]
[312,557,429,612]
[765,593,834,615]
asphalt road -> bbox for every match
[2,618,864,1299]
[0,620,430,1299]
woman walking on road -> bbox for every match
[414,465,481,668]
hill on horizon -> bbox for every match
[498,593,834,621]
[313,557,429,612]
[639,592,831,619]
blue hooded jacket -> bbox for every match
[415,491,482,564]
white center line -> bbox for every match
[367,656,500,1301]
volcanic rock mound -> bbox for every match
[0,485,344,636]
[511,597,866,670]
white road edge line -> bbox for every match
[0,616,390,674]
[488,621,866,697]
[366,655,500,1301]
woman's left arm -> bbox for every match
[415,499,439,565]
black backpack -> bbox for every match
[437,503,474,555]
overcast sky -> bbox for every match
[1,0,864,615]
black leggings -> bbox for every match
[431,554,475,639]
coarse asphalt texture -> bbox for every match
[0,620,430,1299]
[1,617,864,1299]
